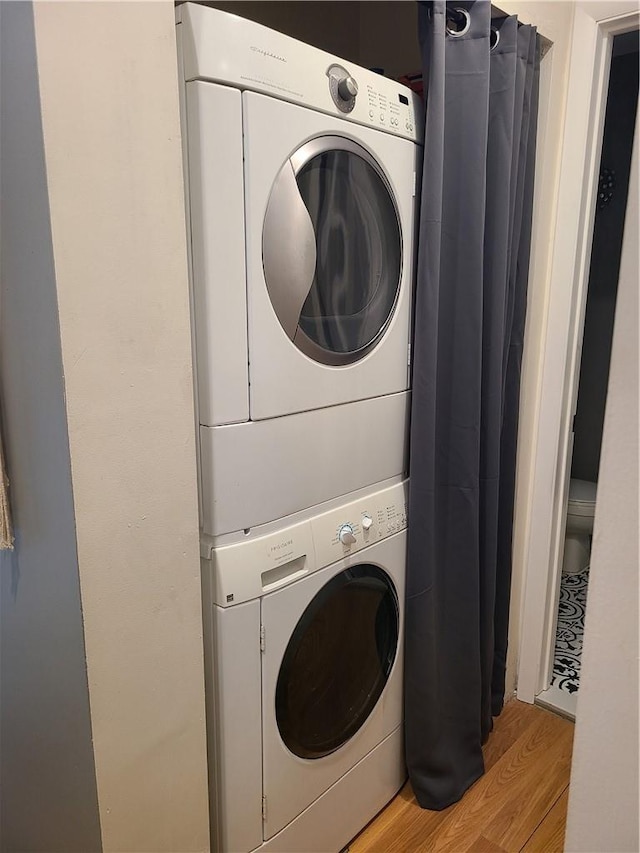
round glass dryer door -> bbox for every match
[263,137,403,366]
[275,565,399,760]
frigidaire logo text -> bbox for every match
[250,46,286,62]
[270,539,293,553]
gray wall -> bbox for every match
[571,45,639,483]
[0,3,101,851]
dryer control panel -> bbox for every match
[205,481,408,607]
[177,3,422,143]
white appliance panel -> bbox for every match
[256,727,405,853]
[177,3,422,143]
[180,6,415,847]
[211,517,316,608]
[186,81,249,426]
[260,533,405,839]
[244,92,417,421]
[200,481,408,852]
[207,600,263,853]
[199,391,410,536]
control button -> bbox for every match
[338,524,356,546]
[380,113,385,122]
[338,75,358,102]
[362,514,373,531]
[369,109,374,118]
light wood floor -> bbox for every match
[350,701,574,853]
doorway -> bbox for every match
[517,4,640,714]
[540,30,640,718]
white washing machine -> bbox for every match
[201,479,408,852]
[176,5,422,536]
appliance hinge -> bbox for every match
[260,624,266,652]
[412,171,417,198]
[262,795,267,821]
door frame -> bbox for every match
[516,1,640,703]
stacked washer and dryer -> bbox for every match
[176,5,422,851]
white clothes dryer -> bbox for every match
[201,479,408,853]
[176,5,422,536]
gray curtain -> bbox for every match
[405,0,540,810]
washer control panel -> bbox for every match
[312,481,408,568]
[207,481,408,607]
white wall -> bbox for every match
[564,108,639,853]
[31,2,210,850]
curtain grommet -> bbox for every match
[446,7,471,38]
[490,26,500,51]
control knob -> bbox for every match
[338,524,356,546]
[337,75,358,102]
[362,514,373,531]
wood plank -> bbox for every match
[349,703,573,853]
[521,788,570,853]
[482,699,541,773]
[482,721,573,850]
[348,785,452,853]
[464,835,508,853]
[421,711,572,852]
[350,700,540,852]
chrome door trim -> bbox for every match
[263,160,317,341]
[263,135,403,367]
[292,323,388,368]
[289,136,395,197]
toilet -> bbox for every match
[562,478,597,574]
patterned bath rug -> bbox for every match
[551,567,590,694]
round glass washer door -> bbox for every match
[275,565,399,760]
[263,137,403,367]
